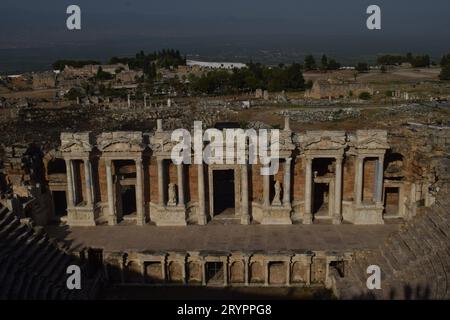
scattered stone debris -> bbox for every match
[280,108,361,123]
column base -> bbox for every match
[154,205,187,226]
[108,215,118,226]
[332,216,342,225]
[241,214,251,225]
[352,204,384,225]
[261,207,292,225]
[67,205,97,227]
[198,215,207,226]
[136,215,146,226]
[303,213,313,225]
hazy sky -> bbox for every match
[0,1,449,72]
[1,0,450,45]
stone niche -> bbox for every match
[125,260,143,283]
[249,261,264,284]
[145,262,163,283]
[269,261,287,285]
[311,256,327,284]
[230,261,245,284]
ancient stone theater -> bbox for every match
[53,119,396,227]
[1,118,448,299]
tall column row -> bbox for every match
[156,159,186,207]
[303,156,343,224]
[354,155,384,205]
[65,158,94,208]
[66,153,383,226]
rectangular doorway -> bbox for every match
[52,190,67,217]
[121,185,136,216]
[212,169,235,216]
[206,262,224,284]
[384,187,399,216]
[313,183,329,217]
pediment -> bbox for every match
[301,136,346,150]
[356,137,389,150]
[60,141,92,153]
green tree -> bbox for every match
[439,64,450,80]
[406,52,413,63]
[356,62,369,73]
[440,54,450,66]
[327,59,341,70]
[320,54,328,71]
[411,55,430,68]
[304,55,317,71]
[359,92,372,100]
[286,63,305,89]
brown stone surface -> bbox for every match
[45,224,398,252]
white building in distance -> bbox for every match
[186,60,246,70]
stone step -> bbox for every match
[397,232,422,261]
[0,219,21,239]
[0,211,15,229]
[28,246,53,271]
[379,249,402,274]
[34,248,60,275]
[0,258,15,288]
[21,237,49,267]
[387,237,412,266]
[409,224,435,253]
[403,228,427,256]
[420,216,448,245]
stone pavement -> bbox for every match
[45,224,399,253]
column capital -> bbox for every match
[356,155,365,161]
[135,157,143,166]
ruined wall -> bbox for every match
[343,157,355,201]
[362,158,376,202]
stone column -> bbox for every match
[157,158,164,206]
[182,259,187,285]
[333,157,343,224]
[202,261,207,285]
[105,159,117,225]
[244,256,250,286]
[264,261,269,286]
[140,263,145,284]
[70,160,78,205]
[263,164,270,208]
[304,157,313,224]
[223,258,228,286]
[83,159,93,207]
[161,258,166,282]
[65,159,75,207]
[375,156,384,205]
[355,156,364,205]
[283,157,292,207]
[177,164,185,206]
[198,163,207,225]
[241,163,250,224]
[306,259,312,286]
[135,158,145,226]
[286,260,291,286]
